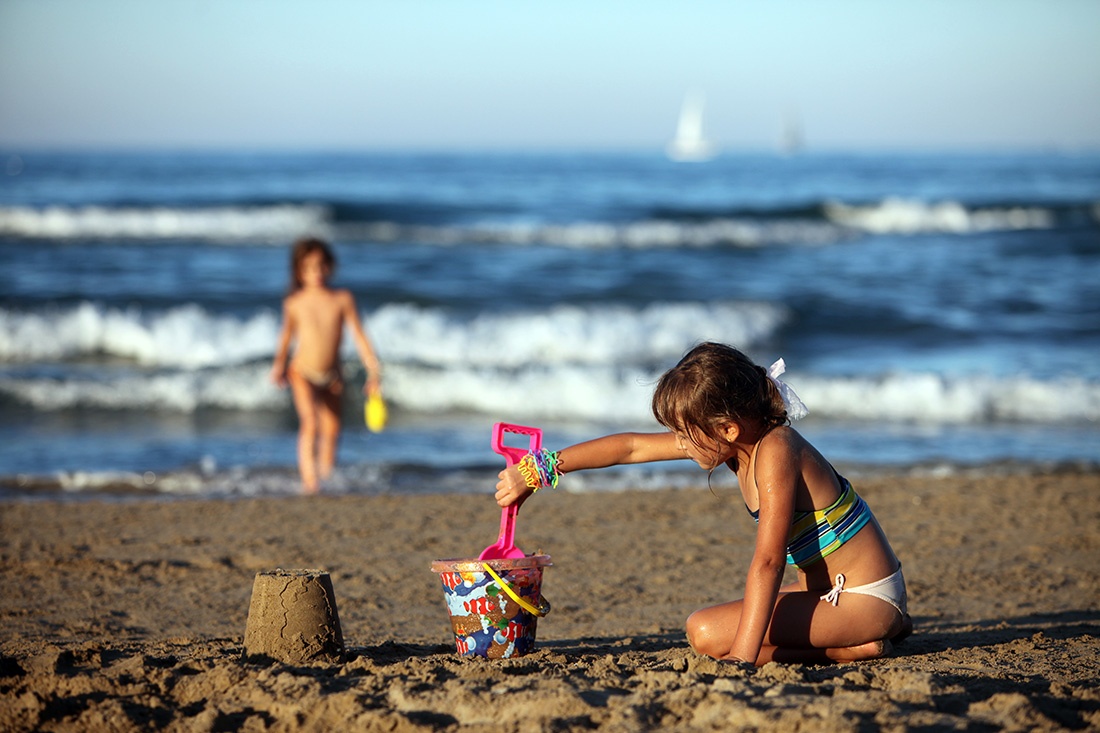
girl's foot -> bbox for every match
[827,638,893,662]
[763,639,895,665]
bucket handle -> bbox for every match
[481,562,551,617]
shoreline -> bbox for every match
[3,456,1098,503]
[2,466,1098,730]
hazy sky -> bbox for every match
[2,0,1098,152]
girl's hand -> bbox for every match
[363,373,382,397]
[270,365,287,389]
[495,466,533,508]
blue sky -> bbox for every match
[2,0,1098,152]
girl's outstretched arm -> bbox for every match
[728,436,797,664]
[341,291,383,396]
[495,432,685,507]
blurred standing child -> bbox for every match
[495,342,910,666]
[271,237,383,494]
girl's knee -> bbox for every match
[685,610,727,659]
[318,406,341,438]
[298,417,318,438]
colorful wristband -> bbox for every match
[518,449,561,492]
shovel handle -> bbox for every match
[492,422,542,467]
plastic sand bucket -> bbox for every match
[430,554,551,659]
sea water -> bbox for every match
[1,151,1097,499]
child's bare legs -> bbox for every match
[315,388,342,481]
[289,371,343,493]
[289,375,321,493]
[686,591,905,666]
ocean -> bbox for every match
[1,150,1098,500]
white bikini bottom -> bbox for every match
[819,565,907,616]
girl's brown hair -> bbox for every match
[652,342,788,452]
[289,237,336,292]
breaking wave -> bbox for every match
[1,196,1093,246]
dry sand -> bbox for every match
[1,467,1098,731]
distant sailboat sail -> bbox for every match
[666,92,717,162]
[780,111,804,157]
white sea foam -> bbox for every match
[824,198,1055,234]
[352,218,847,248]
[0,204,330,241]
[386,368,1100,425]
[369,301,788,368]
[21,461,723,499]
[2,364,281,411]
[1,203,839,246]
[3,301,1096,424]
[385,363,659,423]
[0,299,787,414]
[0,303,281,368]
[0,300,786,369]
[0,199,1070,245]
[3,358,1097,426]
[795,372,1100,424]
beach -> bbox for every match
[1,466,1097,731]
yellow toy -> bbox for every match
[365,392,388,433]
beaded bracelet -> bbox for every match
[517,449,561,492]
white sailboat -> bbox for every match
[666,92,718,162]
[779,111,804,157]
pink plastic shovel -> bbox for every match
[478,422,542,561]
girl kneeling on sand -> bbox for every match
[494,342,911,666]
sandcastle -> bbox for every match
[243,569,344,665]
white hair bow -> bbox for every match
[768,358,809,420]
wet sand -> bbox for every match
[1,467,1098,731]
